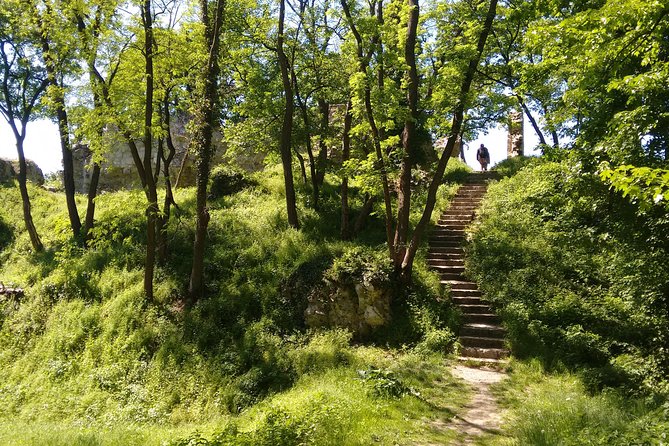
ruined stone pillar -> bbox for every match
[507,109,524,157]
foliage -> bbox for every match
[601,165,669,211]
[467,158,669,394]
[208,166,257,200]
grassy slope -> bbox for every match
[0,163,469,445]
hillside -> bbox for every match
[1,157,668,445]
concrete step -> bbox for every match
[460,336,506,349]
[462,313,501,324]
[461,323,506,338]
[459,346,508,360]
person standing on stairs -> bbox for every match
[476,144,490,171]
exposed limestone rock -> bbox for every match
[305,277,392,338]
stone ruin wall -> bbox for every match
[507,109,524,157]
[72,113,264,193]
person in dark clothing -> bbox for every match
[476,144,490,171]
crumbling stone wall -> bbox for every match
[507,110,524,157]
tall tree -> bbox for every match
[30,0,83,239]
[188,0,227,301]
[277,0,300,228]
[0,3,48,252]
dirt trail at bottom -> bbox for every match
[448,365,506,445]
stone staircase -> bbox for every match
[428,176,508,361]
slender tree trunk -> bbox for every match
[141,0,159,301]
[278,0,299,228]
[354,195,375,234]
[83,162,101,243]
[294,148,308,184]
[340,0,394,255]
[341,100,352,240]
[315,98,329,187]
[158,96,178,262]
[516,95,546,146]
[188,0,226,301]
[393,0,419,273]
[38,31,82,240]
[399,0,498,284]
[15,137,43,252]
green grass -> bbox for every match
[0,163,470,444]
[481,360,669,446]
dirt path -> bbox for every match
[448,365,506,445]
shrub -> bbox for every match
[467,158,669,393]
[209,166,256,200]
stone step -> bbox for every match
[457,304,492,314]
[432,265,466,274]
[441,209,476,216]
[439,272,467,281]
[452,296,483,305]
[461,323,506,338]
[449,202,480,208]
[462,313,501,324]
[450,287,481,296]
[459,346,508,360]
[434,225,468,231]
[446,281,478,290]
[431,228,466,234]
[430,241,464,248]
[430,234,465,241]
[427,258,465,268]
[460,336,506,349]
[429,247,464,255]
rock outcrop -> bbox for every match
[0,158,45,185]
[305,276,392,338]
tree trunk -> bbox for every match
[517,95,546,146]
[315,98,329,187]
[142,0,158,302]
[83,162,101,243]
[354,195,375,235]
[188,0,226,301]
[399,0,498,284]
[278,0,299,228]
[340,0,394,256]
[38,31,82,240]
[16,137,43,252]
[393,0,419,272]
[341,100,352,240]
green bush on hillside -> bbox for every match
[467,158,669,394]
